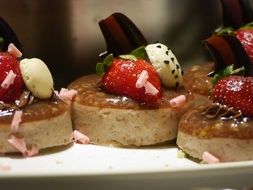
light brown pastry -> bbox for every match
[0,97,73,154]
[69,74,192,147]
[183,62,213,106]
[177,103,253,162]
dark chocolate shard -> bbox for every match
[99,15,132,57]
[221,0,253,29]
[240,0,253,23]
[205,36,236,74]
[113,13,148,49]
[223,35,253,75]
[0,17,24,55]
[204,35,253,76]
[99,12,148,57]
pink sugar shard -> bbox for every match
[73,130,90,144]
[202,151,220,164]
[11,110,22,133]
[169,95,186,108]
[1,70,16,89]
[7,43,22,58]
[136,70,149,88]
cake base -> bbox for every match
[0,99,73,154]
[69,74,192,147]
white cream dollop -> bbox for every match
[20,58,54,99]
[145,43,183,88]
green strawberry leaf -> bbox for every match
[211,64,245,85]
[215,26,235,36]
[119,46,148,61]
[240,22,253,29]
[96,46,148,76]
[0,37,4,51]
[119,54,137,61]
[96,54,114,76]
[130,46,148,59]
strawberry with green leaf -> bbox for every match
[0,52,24,103]
[211,75,253,117]
[209,64,253,117]
[207,0,253,75]
[236,27,253,63]
[97,53,162,104]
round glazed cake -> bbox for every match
[0,97,73,154]
[183,62,213,106]
[177,104,253,162]
[0,40,74,156]
[176,0,253,162]
[69,74,192,146]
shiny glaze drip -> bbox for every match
[202,103,242,120]
[0,97,68,124]
[0,90,33,112]
[183,63,213,96]
[179,105,253,139]
[68,74,192,110]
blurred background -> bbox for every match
[0,0,222,88]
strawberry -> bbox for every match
[101,57,162,104]
[0,52,24,103]
[236,28,253,63]
[211,75,253,117]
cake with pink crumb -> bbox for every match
[69,13,193,147]
[0,18,74,156]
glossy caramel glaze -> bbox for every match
[68,74,192,110]
[0,98,68,124]
[183,63,213,96]
[179,105,253,139]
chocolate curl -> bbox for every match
[99,12,148,57]
[204,35,253,76]
[221,0,253,29]
[0,17,24,55]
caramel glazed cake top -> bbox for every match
[0,96,68,125]
[179,104,253,139]
[183,63,213,96]
[68,74,193,110]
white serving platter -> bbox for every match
[0,143,253,190]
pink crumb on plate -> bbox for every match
[202,151,220,164]
[73,130,90,144]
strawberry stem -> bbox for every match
[0,37,3,51]
[119,55,137,61]
[96,54,114,76]
[96,46,149,76]
[215,27,235,36]
[211,64,245,85]
[130,46,148,60]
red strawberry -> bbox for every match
[211,75,253,116]
[102,58,162,104]
[236,28,253,63]
[0,52,24,103]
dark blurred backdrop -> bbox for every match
[0,0,222,88]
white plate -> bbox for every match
[0,143,253,190]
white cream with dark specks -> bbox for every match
[145,43,183,88]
